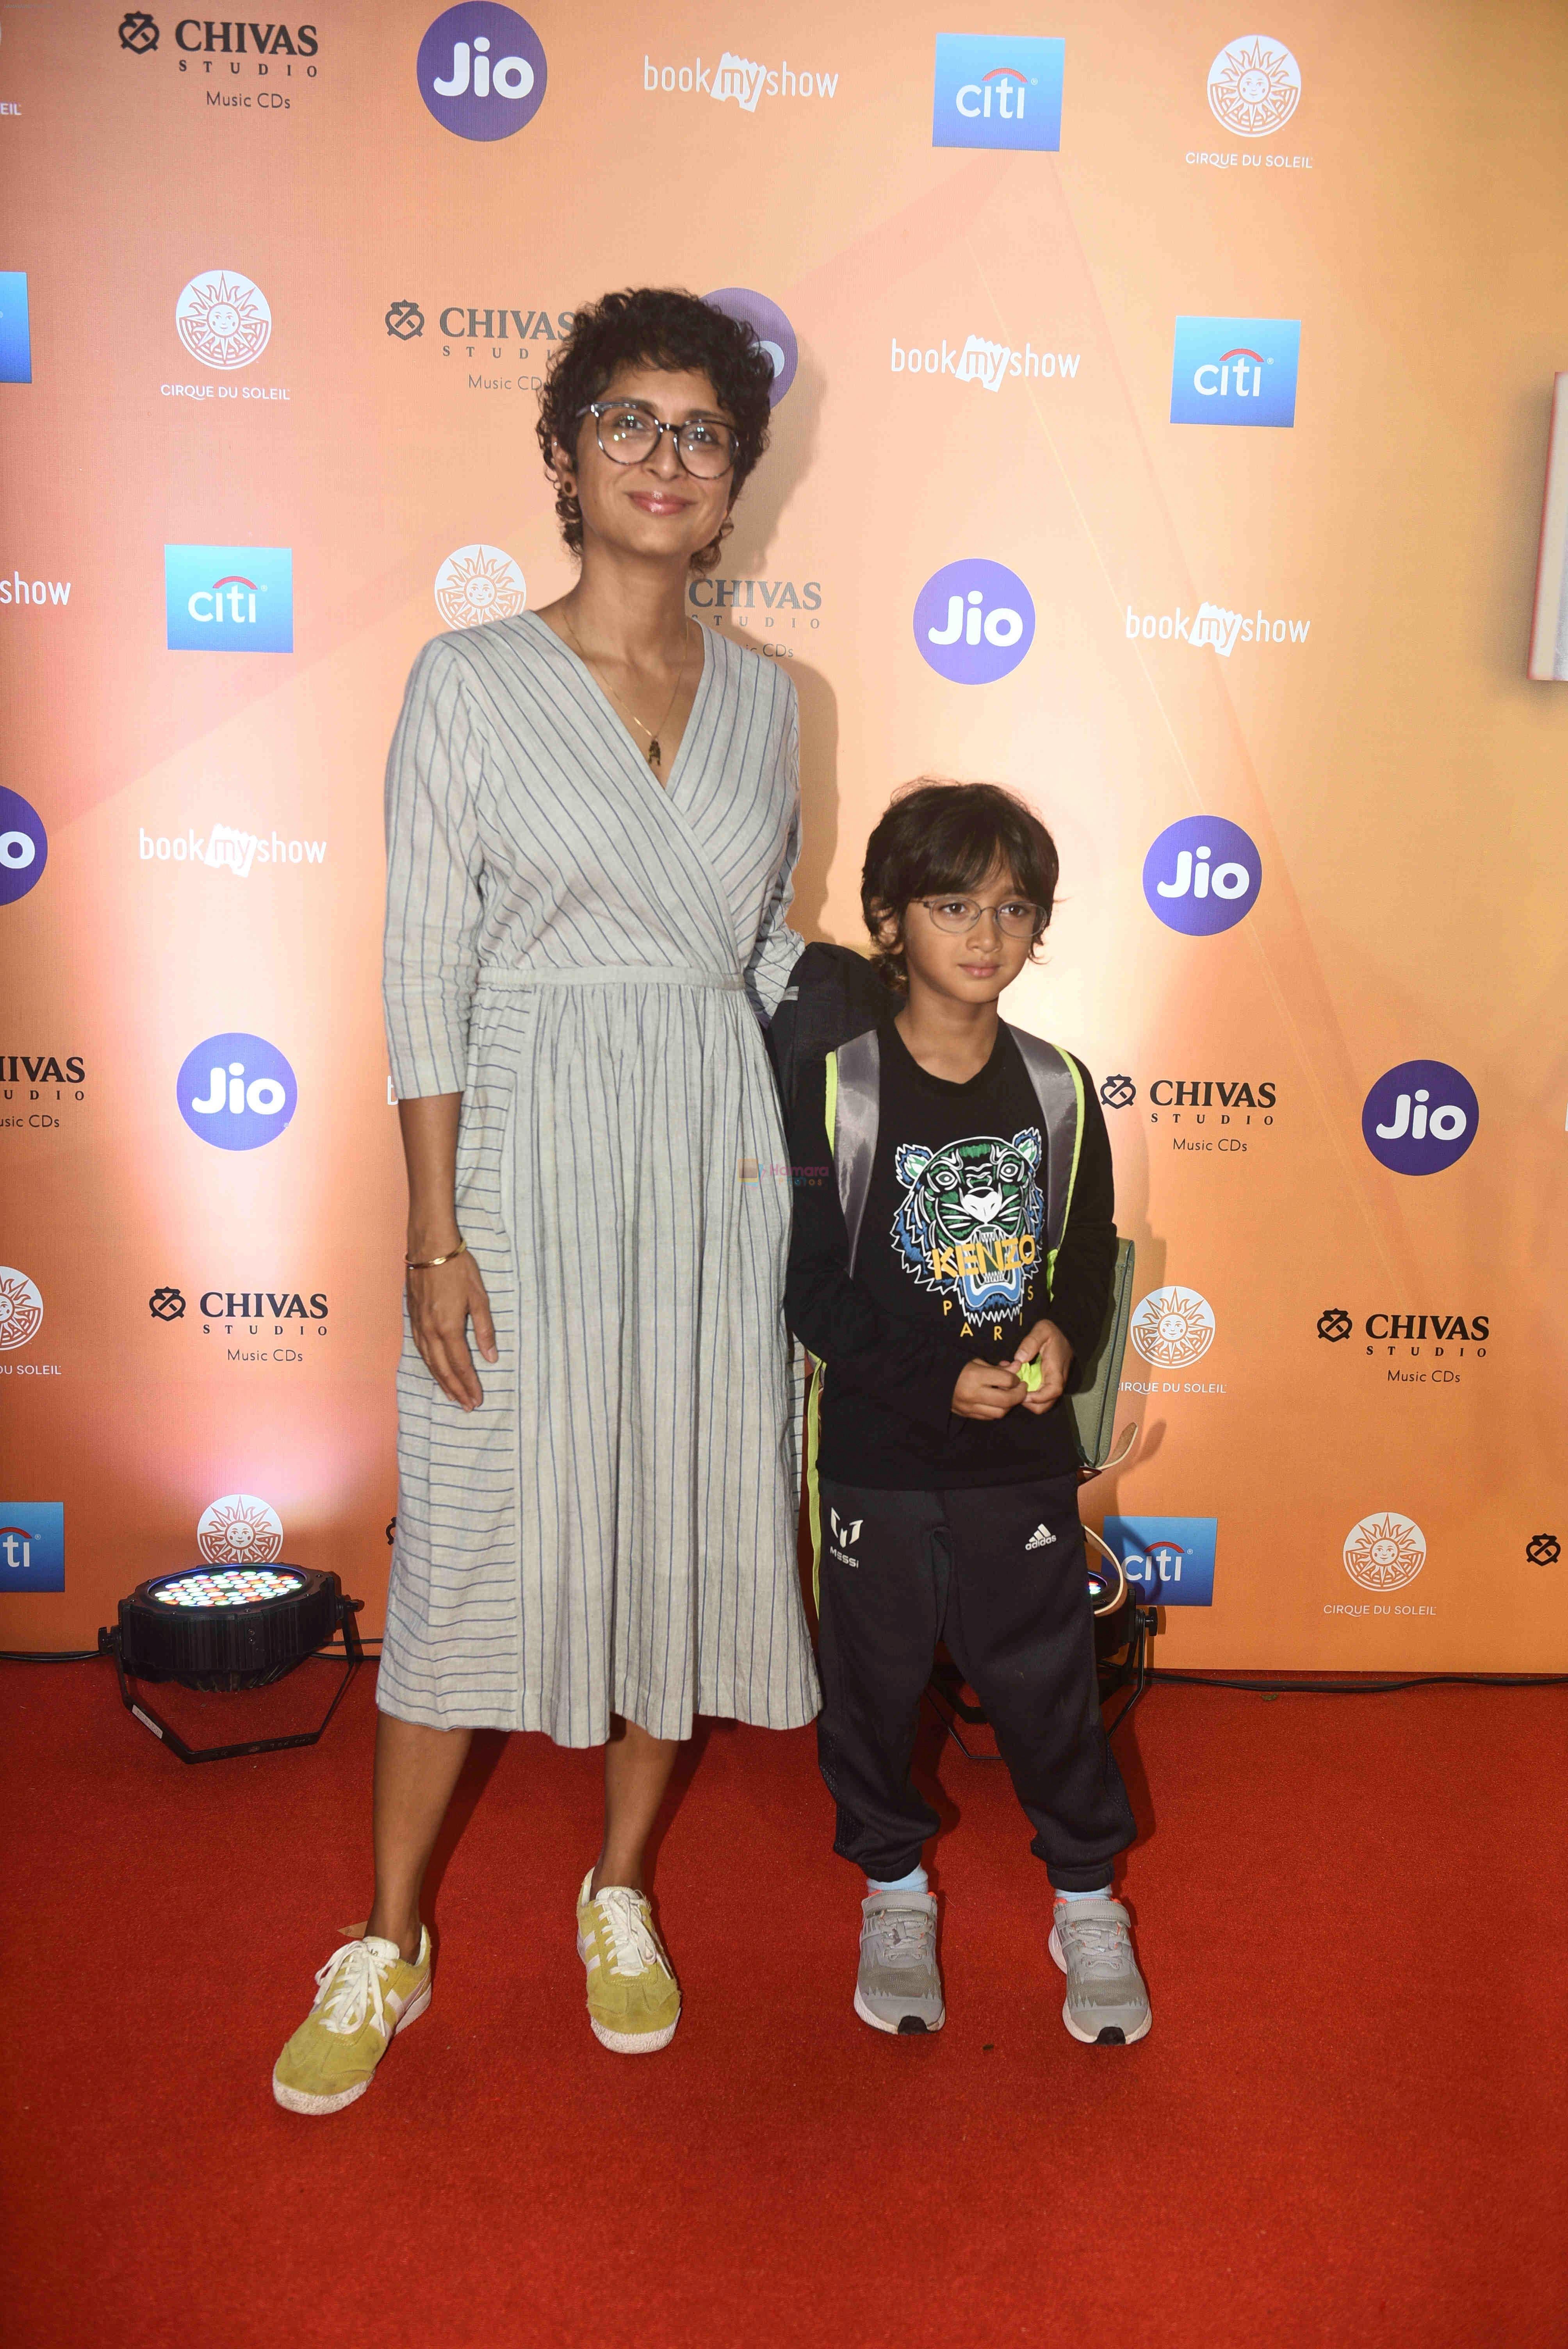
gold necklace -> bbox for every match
[560,612,695,775]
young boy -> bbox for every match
[785,781,1150,2046]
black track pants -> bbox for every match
[815,1472,1136,1891]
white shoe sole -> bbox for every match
[1048,1925,1151,2046]
[587,2012,680,2055]
[853,1985,946,2036]
[271,1979,432,2114]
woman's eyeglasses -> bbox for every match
[581,400,736,479]
[918,896,1046,939]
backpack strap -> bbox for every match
[1004,1027,1085,1286]
[824,1028,880,1274]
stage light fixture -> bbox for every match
[98,1564,364,1764]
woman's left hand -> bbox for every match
[1010,1319,1073,1412]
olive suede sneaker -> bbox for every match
[1049,1897,1151,2046]
[576,1873,681,2053]
[854,1890,945,2035]
[272,1927,432,2114]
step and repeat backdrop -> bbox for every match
[2,2,1565,1666]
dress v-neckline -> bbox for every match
[524,610,712,800]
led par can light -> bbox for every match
[100,1565,365,1763]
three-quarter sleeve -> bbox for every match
[383,638,486,1098]
[743,686,805,1022]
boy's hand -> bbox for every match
[952,1360,1029,1420]
[1010,1319,1073,1413]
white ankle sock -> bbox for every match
[867,1864,929,1895]
[1055,1884,1114,1904]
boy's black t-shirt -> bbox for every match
[784,1016,1117,1491]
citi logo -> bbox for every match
[1126,602,1309,653]
[418,5,547,141]
[932,34,1064,152]
[1362,1060,1478,1176]
[0,1504,64,1592]
[0,273,31,385]
[1,573,71,609]
[643,55,839,110]
[1143,816,1262,936]
[1170,316,1300,428]
[165,544,292,653]
[176,1032,297,1151]
[1102,1515,1218,1607]
[891,337,1080,390]
[915,559,1035,685]
[140,824,325,873]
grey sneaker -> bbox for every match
[1049,1897,1151,2046]
[854,1891,945,2035]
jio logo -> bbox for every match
[177,1032,298,1151]
[1143,814,1261,935]
[914,559,1034,684]
[417,3,547,139]
[1362,1060,1478,1176]
[703,288,797,405]
[0,788,47,907]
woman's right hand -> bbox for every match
[406,1251,498,1412]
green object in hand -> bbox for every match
[1016,1357,1043,1392]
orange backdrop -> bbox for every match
[3,0,1565,1667]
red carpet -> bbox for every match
[2,1660,1563,2349]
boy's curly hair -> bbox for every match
[861,781,1059,990]
[536,289,775,574]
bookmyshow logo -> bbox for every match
[642,53,839,110]
[890,337,1080,390]
[139,823,325,874]
[1,570,71,610]
[1126,602,1309,654]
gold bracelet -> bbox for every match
[406,1236,467,1270]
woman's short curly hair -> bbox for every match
[536,288,775,573]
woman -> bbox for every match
[274,289,818,2114]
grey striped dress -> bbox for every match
[379,611,820,1745]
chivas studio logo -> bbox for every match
[118,13,321,89]
[175,271,271,369]
[417,4,547,140]
[198,1493,283,1565]
[1207,36,1301,137]
[1099,1072,1276,1135]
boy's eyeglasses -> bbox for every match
[919,896,1045,939]
[580,400,736,479]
